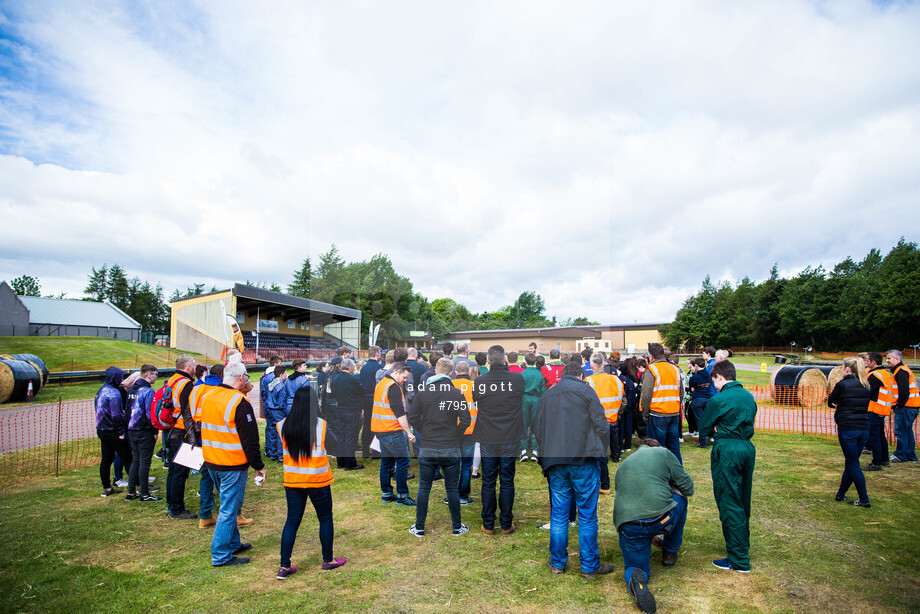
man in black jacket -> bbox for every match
[533,361,612,578]
[407,358,471,536]
[332,359,366,470]
[472,345,525,536]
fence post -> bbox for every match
[55,397,62,477]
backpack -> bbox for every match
[149,383,176,430]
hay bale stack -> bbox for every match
[4,353,49,387]
[826,366,843,393]
[0,359,43,404]
[771,365,829,408]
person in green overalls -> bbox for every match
[698,360,757,573]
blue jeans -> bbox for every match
[281,485,333,567]
[378,431,411,497]
[199,467,216,519]
[692,399,710,447]
[893,407,918,461]
[210,468,248,565]
[868,413,888,466]
[548,462,601,573]
[458,437,476,500]
[618,493,688,584]
[416,447,462,531]
[837,429,870,502]
[647,415,682,464]
[480,442,518,531]
[264,407,286,459]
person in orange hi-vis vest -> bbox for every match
[587,352,626,495]
[887,349,920,463]
[165,354,200,520]
[863,352,893,471]
[372,363,418,505]
[640,344,685,465]
[200,361,266,567]
[452,361,479,505]
[276,385,345,579]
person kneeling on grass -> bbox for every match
[613,438,694,613]
[277,386,345,579]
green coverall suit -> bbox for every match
[520,366,546,454]
[698,380,757,571]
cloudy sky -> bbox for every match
[1,1,919,325]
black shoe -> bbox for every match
[662,550,678,567]
[407,473,416,480]
[168,510,198,520]
[124,493,139,501]
[234,543,252,555]
[471,473,480,479]
[343,465,365,471]
[214,556,250,567]
[628,567,657,613]
[866,464,883,472]
[850,500,871,508]
[582,563,614,579]
[432,473,444,482]
[835,493,847,502]
[140,495,163,502]
[396,496,417,507]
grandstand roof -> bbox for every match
[232,284,361,323]
[18,296,141,329]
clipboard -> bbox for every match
[172,442,204,471]
[369,436,381,453]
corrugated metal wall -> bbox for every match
[170,291,234,348]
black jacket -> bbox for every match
[533,374,609,475]
[331,372,365,411]
[407,376,471,449]
[471,364,525,445]
[828,374,870,431]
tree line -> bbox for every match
[662,239,920,352]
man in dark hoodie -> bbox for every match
[125,364,160,501]
[407,358,471,536]
[96,366,133,497]
[281,359,311,413]
[472,345,525,536]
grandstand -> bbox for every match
[170,283,361,362]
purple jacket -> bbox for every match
[95,367,126,433]
[127,378,156,431]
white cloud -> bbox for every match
[1,0,919,324]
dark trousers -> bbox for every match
[264,407,286,460]
[599,422,620,490]
[334,409,362,468]
[361,396,377,457]
[480,442,518,531]
[416,447,462,531]
[165,429,191,515]
[692,399,710,447]
[281,485,334,567]
[114,429,130,480]
[459,437,477,499]
[838,429,870,503]
[685,400,698,434]
[128,429,156,496]
[868,413,889,466]
[98,429,132,489]
[620,405,634,451]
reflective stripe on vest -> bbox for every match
[892,365,920,408]
[278,418,334,488]
[868,368,893,416]
[371,378,404,433]
[200,387,248,466]
[165,373,192,430]
[191,383,220,423]
[587,373,623,423]
[648,362,681,415]
[453,377,478,435]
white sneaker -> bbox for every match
[691,432,699,438]
[520,451,528,462]
[568,520,578,528]
[148,477,157,484]
[409,524,425,537]
[114,479,128,488]
[531,453,539,462]
[538,522,551,530]
[682,431,692,437]
[452,523,469,536]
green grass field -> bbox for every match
[0,432,917,613]
[0,337,215,373]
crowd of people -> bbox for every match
[92,341,919,613]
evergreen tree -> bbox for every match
[85,264,108,301]
[288,257,312,298]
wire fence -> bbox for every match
[0,385,916,492]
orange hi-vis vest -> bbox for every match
[452,376,478,436]
[277,418,334,489]
[199,386,249,467]
[190,383,221,423]
[165,372,193,430]
[892,364,920,408]
[868,368,893,416]
[648,361,682,416]
[371,378,404,433]
[587,372,623,423]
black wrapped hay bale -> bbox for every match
[0,359,43,404]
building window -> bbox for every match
[287,319,295,329]
[300,321,308,330]
[236,312,245,322]
[314,324,321,331]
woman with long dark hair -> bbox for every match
[828,357,872,507]
[276,386,345,579]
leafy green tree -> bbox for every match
[10,275,40,296]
